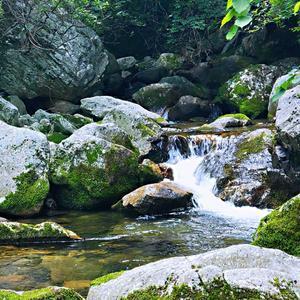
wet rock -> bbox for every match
[87,244,300,300]
[0,96,19,126]
[0,221,80,243]
[113,181,193,215]
[80,96,163,155]
[168,96,213,121]
[0,286,84,299]
[218,64,280,119]
[198,129,296,208]
[6,95,27,115]
[253,194,300,256]
[50,123,161,210]
[204,113,251,131]
[275,85,300,162]
[0,121,50,217]
[117,56,137,71]
[0,0,113,103]
[268,69,300,120]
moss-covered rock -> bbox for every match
[0,221,80,243]
[91,271,125,287]
[0,96,20,126]
[157,53,184,71]
[253,195,300,256]
[0,121,50,217]
[0,286,84,299]
[218,64,280,119]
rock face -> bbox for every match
[197,129,295,208]
[253,194,300,256]
[0,0,113,103]
[0,121,50,216]
[0,96,19,126]
[0,221,80,243]
[275,85,300,163]
[50,123,161,210]
[268,69,300,119]
[87,244,300,300]
[81,96,163,155]
[219,64,279,119]
[168,96,212,121]
[113,181,193,215]
[0,286,84,300]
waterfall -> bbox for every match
[165,135,270,222]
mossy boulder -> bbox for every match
[0,286,84,299]
[50,123,162,210]
[6,95,27,115]
[205,113,251,131]
[0,121,50,217]
[0,96,20,126]
[0,221,80,243]
[90,271,125,287]
[157,53,184,71]
[253,195,300,256]
[218,64,280,119]
[113,182,193,215]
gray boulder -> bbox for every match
[0,121,50,216]
[0,0,114,103]
[117,56,137,71]
[113,181,193,215]
[135,66,168,84]
[6,95,27,115]
[276,85,300,160]
[157,53,184,71]
[168,96,212,121]
[0,96,19,126]
[87,244,300,300]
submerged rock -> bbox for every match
[0,221,80,243]
[113,181,193,215]
[0,96,19,126]
[87,244,300,300]
[198,129,296,208]
[0,121,50,217]
[50,123,161,210]
[0,0,113,103]
[253,194,300,256]
[219,64,279,119]
[0,286,84,299]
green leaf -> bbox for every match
[221,9,235,27]
[235,15,252,28]
[227,0,233,10]
[294,2,300,14]
[226,25,238,40]
[232,0,250,14]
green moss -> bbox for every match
[0,171,49,216]
[155,117,167,124]
[121,278,297,300]
[0,287,83,299]
[47,132,68,144]
[217,113,250,121]
[137,123,157,138]
[253,196,300,256]
[197,124,214,132]
[91,271,125,286]
[235,133,267,161]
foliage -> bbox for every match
[222,0,299,40]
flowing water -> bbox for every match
[0,133,270,296]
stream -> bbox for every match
[0,131,270,296]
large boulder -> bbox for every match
[87,244,300,300]
[0,221,80,243]
[253,194,300,256]
[0,121,50,216]
[50,123,162,210]
[80,96,163,155]
[0,287,84,299]
[268,69,300,119]
[168,96,213,121]
[275,85,300,164]
[218,64,280,119]
[197,129,296,208]
[0,0,114,103]
[0,96,19,126]
[113,182,193,215]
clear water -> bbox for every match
[0,133,270,296]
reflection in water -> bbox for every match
[0,134,269,296]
